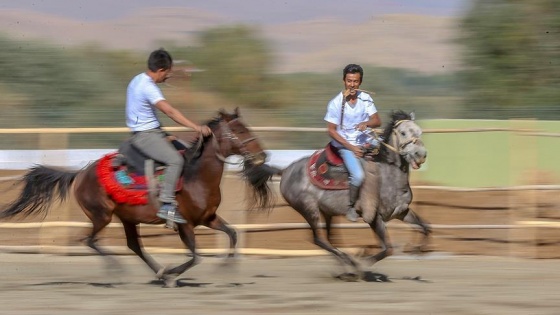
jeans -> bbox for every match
[338,148,365,187]
[131,129,184,204]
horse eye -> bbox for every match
[400,131,406,136]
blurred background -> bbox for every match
[0,0,559,186]
[1,3,560,312]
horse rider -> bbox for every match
[324,64,382,222]
[125,48,212,224]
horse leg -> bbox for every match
[324,214,344,248]
[365,213,394,266]
[160,224,200,287]
[83,212,122,274]
[398,208,432,254]
[205,214,237,260]
[121,220,163,275]
[324,214,334,243]
[301,209,361,278]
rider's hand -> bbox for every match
[197,125,212,136]
[356,122,368,131]
[351,145,364,158]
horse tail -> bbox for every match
[241,162,283,211]
[0,165,79,220]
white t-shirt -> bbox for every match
[324,91,377,147]
[126,73,165,132]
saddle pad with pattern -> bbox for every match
[97,152,183,205]
[306,149,349,190]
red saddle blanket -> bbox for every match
[306,149,349,190]
[96,152,183,205]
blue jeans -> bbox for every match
[338,148,365,187]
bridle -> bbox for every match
[212,118,259,164]
[373,120,420,155]
[391,120,421,154]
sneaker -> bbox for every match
[346,207,360,222]
[157,203,187,224]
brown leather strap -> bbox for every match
[340,93,345,127]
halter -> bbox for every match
[212,118,259,164]
[371,119,420,155]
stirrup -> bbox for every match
[157,204,186,228]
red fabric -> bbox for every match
[325,143,344,166]
[96,152,149,205]
[306,149,349,190]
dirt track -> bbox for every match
[1,169,560,314]
[0,252,559,315]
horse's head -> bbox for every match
[210,107,267,166]
[381,111,427,169]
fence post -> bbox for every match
[509,119,537,258]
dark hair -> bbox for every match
[147,48,173,72]
[342,64,363,82]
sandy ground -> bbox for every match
[0,252,559,315]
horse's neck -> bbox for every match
[187,138,226,182]
[383,134,406,169]
[375,160,410,191]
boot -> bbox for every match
[346,184,361,222]
[157,202,187,228]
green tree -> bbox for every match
[0,35,123,126]
[173,25,289,108]
[459,0,560,118]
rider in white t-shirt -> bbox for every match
[126,48,211,225]
[324,64,382,222]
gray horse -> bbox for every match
[244,110,430,277]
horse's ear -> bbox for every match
[410,111,416,121]
[234,107,240,117]
[218,108,227,119]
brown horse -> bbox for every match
[0,108,272,287]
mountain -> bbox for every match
[0,8,461,74]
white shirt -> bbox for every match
[126,73,165,132]
[324,91,377,147]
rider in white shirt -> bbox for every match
[324,64,382,221]
[126,48,211,224]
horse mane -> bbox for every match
[376,110,412,161]
[182,112,242,175]
[186,112,240,147]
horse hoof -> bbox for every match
[156,265,172,280]
[163,277,177,288]
[336,272,360,282]
[156,268,165,280]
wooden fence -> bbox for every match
[0,125,559,258]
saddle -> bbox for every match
[95,138,199,205]
[115,138,193,175]
[306,143,350,190]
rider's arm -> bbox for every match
[155,100,211,135]
[357,113,382,131]
[327,122,363,157]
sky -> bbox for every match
[0,0,470,24]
